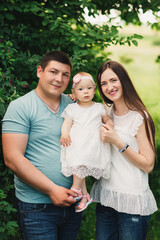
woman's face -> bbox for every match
[100,68,123,103]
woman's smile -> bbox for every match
[108,89,117,96]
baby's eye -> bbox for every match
[78,88,83,91]
[88,87,92,90]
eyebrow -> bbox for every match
[101,77,115,81]
[50,68,70,74]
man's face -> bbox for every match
[37,60,71,98]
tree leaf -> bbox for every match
[132,40,138,46]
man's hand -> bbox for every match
[49,185,77,207]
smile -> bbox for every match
[109,90,117,96]
[51,84,61,89]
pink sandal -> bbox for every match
[70,187,83,202]
[75,193,93,212]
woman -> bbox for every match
[91,60,157,240]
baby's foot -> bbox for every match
[75,193,93,212]
[70,187,82,202]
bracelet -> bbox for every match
[119,143,129,153]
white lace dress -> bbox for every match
[60,102,111,179]
[91,109,157,215]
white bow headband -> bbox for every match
[72,74,95,89]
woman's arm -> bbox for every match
[101,121,155,173]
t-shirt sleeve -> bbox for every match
[2,100,30,134]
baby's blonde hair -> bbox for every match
[78,72,93,78]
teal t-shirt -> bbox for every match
[2,90,73,203]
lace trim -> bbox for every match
[90,181,157,215]
[61,164,112,180]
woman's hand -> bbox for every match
[101,121,155,173]
[101,124,121,146]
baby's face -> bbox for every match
[73,78,95,104]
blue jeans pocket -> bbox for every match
[18,202,47,213]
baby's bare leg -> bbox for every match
[72,174,84,190]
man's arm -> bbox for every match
[2,133,76,206]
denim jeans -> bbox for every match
[15,197,82,240]
[96,203,151,240]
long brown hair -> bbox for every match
[97,60,155,152]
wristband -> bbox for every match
[119,143,129,153]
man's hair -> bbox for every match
[40,50,72,71]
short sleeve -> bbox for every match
[2,100,30,134]
[130,112,143,137]
[61,104,74,122]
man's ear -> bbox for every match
[37,65,43,78]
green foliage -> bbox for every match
[0,0,160,239]
[0,0,142,104]
[78,203,96,240]
[155,55,160,64]
[119,55,134,64]
[90,0,160,26]
[147,131,160,239]
[0,168,19,240]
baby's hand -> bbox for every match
[102,115,114,128]
[106,118,114,128]
[60,135,71,147]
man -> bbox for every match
[2,51,82,240]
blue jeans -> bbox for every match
[15,197,82,240]
[96,203,151,240]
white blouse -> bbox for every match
[91,109,157,215]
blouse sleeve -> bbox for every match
[130,112,143,137]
